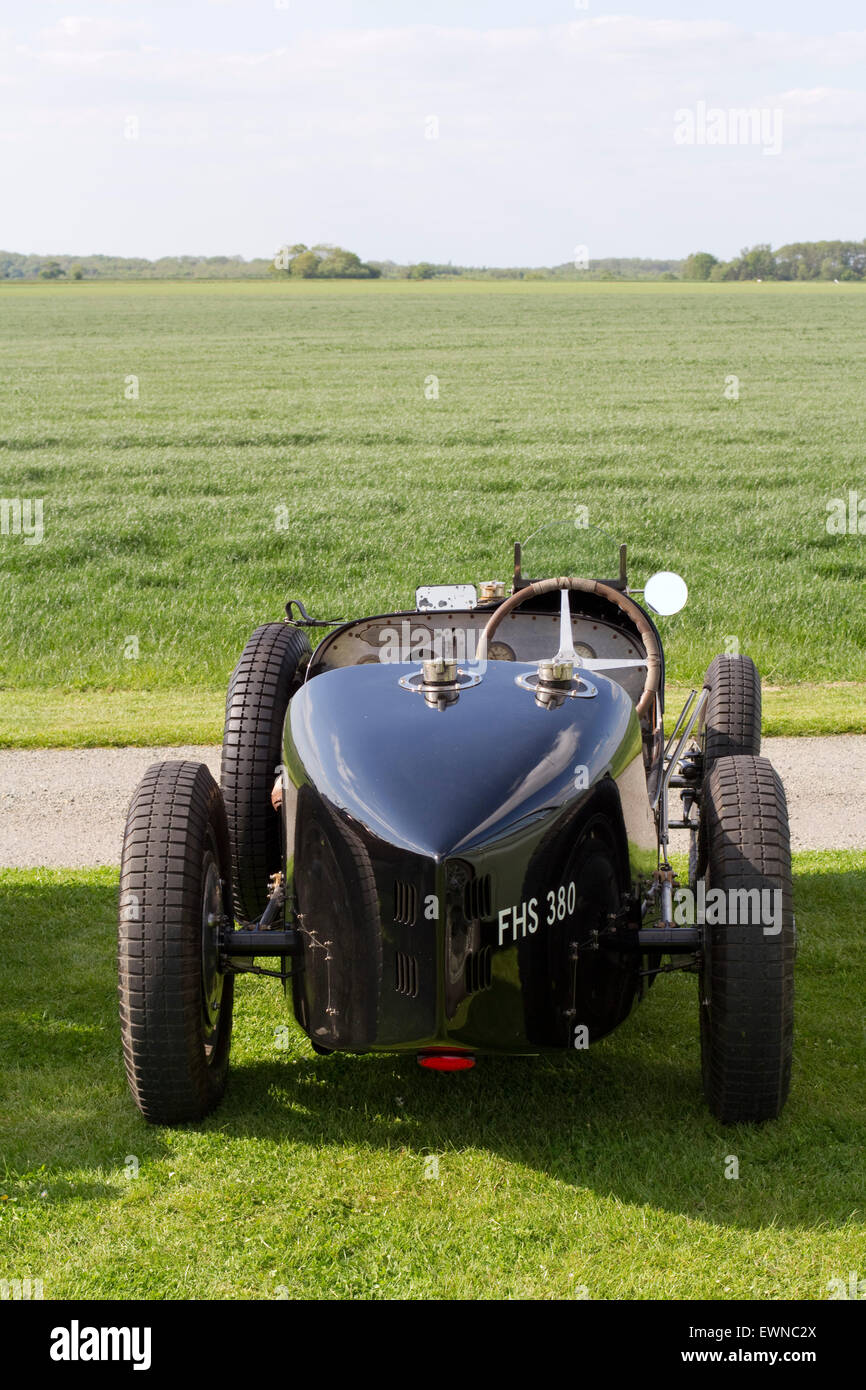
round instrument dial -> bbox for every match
[574,642,596,660]
[487,641,516,662]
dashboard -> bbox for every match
[308,608,647,708]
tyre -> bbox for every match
[698,755,794,1124]
[687,807,700,889]
[222,622,311,922]
[118,760,234,1124]
[701,653,761,763]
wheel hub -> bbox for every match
[201,854,225,1046]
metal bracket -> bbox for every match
[653,686,709,862]
[224,961,300,981]
[219,873,302,966]
[226,928,300,957]
[599,924,700,953]
[285,598,345,628]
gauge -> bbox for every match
[574,642,596,660]
[487,642,516,662]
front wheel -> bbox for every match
[698,755,794,1124]
[118,760,234,1124]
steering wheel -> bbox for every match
[479,576,661,720]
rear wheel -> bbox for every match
[222,622,311,921]
[118,760,234,1124]
[701,654,761,764]
[698,755,794,1124]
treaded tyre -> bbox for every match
[118,760,234,1124]
[701,653,761,763]
[699,755,794,1124]
[222,622,311,921]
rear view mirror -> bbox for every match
[644,571,688,616]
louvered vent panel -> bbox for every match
[393,880,418,926]
[465,947,493,994]
[395,951,419,998]
[463,874,492,921]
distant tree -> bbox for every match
[290,250,321,278]
[317,246,369,277]
[682,252,718,281]
[38,261,65,279]
[268,242,379,278]
[722,244,777,280]
[776,239,866,281]
[367,259,399,278]
[407,262,436,280]
[69,264,84,280]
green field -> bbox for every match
[1,280,864,743]
[1,854,862,1301]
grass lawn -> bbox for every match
[2,681,865,748]
[1,852,863,1301]
[0,280,864,743]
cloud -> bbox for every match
[1,16,864,259]
[36,14,151,52]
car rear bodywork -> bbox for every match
[283,656,657,1055]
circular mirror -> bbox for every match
[644,571,688,616]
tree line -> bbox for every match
[2,240,864,283]
[681,242,866,281]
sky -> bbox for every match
[0,2,863,264]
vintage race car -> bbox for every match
[118,522,794,1126]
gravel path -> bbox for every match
[0,738,864,869]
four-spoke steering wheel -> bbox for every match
[479,576,661,720]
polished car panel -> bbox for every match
[284,659,657,1054]
[287,660,639,859]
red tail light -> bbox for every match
[417,1051,475,1071]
